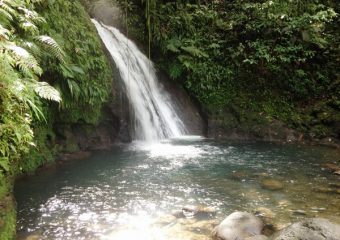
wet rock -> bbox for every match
[174,206,216,219]
[186,219,218,230]
[318,137,340,148]
[156,214,177,225]
[329,182,340,188]
[229,171,249,181]
[85,0,124,30]
[212,211,263,240]
[313,187,339,195]
[311,207,326,212]
[271,218,340,240]
[253,172,270,178]
[253,207,275,220]
[59,151,91,162]
[260,179,284,191]
[291,209,307,216]
[245,235,268,240]
[26,235,42,240]
[277,199,292,207]
[185,219,219,236]
[321,163,340,173]
[253,207,277,236]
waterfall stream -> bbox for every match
[92,19,187,141]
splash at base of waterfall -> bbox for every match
[92,19,188,141]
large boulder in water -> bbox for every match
[212,211,263,240]
[271,218,340,240]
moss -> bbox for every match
[0,172,16,240]
[0,1,115,238]
[19,122,58,173]
[37,0,113,124]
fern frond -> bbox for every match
[17,56,42,77]
[0,24,10,40]
[8,44,43,76]
[181,45,208,58]
[20,20,39,34]
[0,8,13,23]
[7,44,30,58]
[20,41,41,58]
[0,2,17,19]
[25,98,46,122]
[36,35,65,63]
[34,82,62,102]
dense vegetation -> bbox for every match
[0,0,112,238]
[119,0,339,138]
[0,0,339,238]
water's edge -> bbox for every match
[15,142,336,239]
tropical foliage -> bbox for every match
[0,1,65,238]
[1,1,113,236]
[0,0,62,173]
[118,0,339,135]
[37,0,113,124]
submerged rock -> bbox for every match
[173,205,216,219]
[212,211,263,240]
[272,218,340,240]
[253,207,277,236]
[260,179,284,191]
[321,163,340,173]
[313,187,337,194]
[291,209,307,216]
[26,235,42,240]
[253,207,275,220]
[59,151,91,162]
[245,235,268,240]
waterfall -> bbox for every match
[92,19,187,141]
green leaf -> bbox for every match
[181,46,208,58]
[0,157,10,172]
[35,82,62,102]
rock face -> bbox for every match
[158,71,206,136]
[260,179,284,191]
[246,235,268,240]
[212,211,263,240]
[272,218,340,240]
[207,107,340,147]
[207,112,303,143]
[84,0,125,30]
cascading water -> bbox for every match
[92,19,187,141]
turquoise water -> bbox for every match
[15,139,340,240]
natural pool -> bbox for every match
[15,138,340,240]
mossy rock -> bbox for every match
[0,173,16,240]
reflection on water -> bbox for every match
[15,139,340,240]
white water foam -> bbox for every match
[92,19,187,141]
